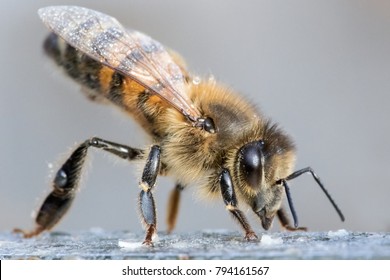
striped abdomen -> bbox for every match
[43,33,169,137]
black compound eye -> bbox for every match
[203,117,216,133]
[238,140,264,189]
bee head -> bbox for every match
[234,123,296,230]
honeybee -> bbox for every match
[15,6,344,246]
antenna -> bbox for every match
[277,167,345,229]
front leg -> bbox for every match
[138,145,161,246]
[277,207,307,231]
[219,169,258,241]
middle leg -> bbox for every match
[166,183,185,233]
[138,145,161,246]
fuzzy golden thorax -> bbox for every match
[154,80,296,228]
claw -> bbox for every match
[244,231,259,241]
[13,226,44,238]
[284,226,307,232]
[142,240,154,247]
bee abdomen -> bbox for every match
[43,33,61,63]
[43,33,162,136]
[44,33,102,94]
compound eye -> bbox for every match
[238,140,264,189]
[203,117,216,133]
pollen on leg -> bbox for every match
[139,182,150,192]
[226,204,237,211]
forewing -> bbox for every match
[38,6,201,121]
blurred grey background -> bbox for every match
[1,0,389,235]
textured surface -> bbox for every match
[2,1,390,238]
[1,229,389,260]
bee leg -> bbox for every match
[14,142,89,238]
[277,207,307,231]
[87,137,144,160]
[219,169,258,241]
[14,137,144,238]
[166,183,185,234]
[138,145,161,246]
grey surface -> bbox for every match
[1,0,390,235]
[1,229,389,260]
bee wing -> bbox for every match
[38,6,201,122]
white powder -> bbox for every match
[327,229,349,238]
[118,240,142,250]
[261,234,283,245]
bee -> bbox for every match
[15,6,344,246]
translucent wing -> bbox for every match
[38,6,201,122]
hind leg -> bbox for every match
[14,137,144,237]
